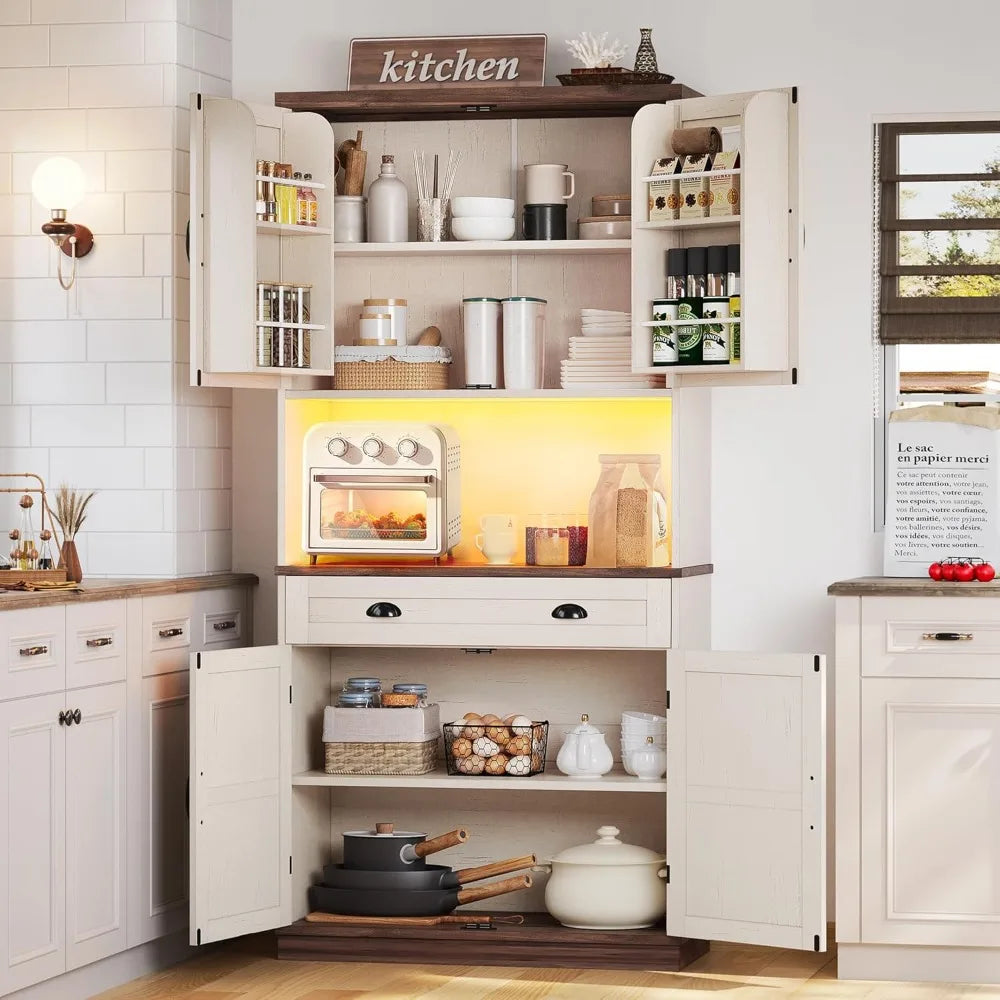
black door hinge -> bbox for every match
[813,933,820,951]
[665,690,670,710]
[196,652,201,669]
[791,367,798,385]
[289,855,293,875]
[197,928,202,945]
[664,865,670,883]
[814,655,821,672]
[792,86,798,104]
[289,684,293,704]
[196,369,202,387]
[196,93,202,110]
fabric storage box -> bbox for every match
[323,703,440,775]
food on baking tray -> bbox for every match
[323,509,427,539]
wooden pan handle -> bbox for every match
[456,874,532,905]
[412,827,469,859]
[306,911,473,926]
[455,854,536,885]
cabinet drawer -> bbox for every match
[862,596,1000,678]
[285,576,670,649]
[194,587,246,651]
[141,594,193,677]
[0,606,65,700]
[66,600,126,689]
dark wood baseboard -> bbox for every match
[275,912,709,971]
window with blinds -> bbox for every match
[879,122,1000,345]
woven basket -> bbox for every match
[324,738,438,775]
[333,359,450,391]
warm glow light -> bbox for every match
[31,156,86,212]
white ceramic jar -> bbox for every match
[363,298,408,345]
[463,297,501,388]
[334,195,366,243]
[534,826,667,929]
[556,714,613,779]
[501,296,546,390]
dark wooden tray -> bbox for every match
[276,911,709,971]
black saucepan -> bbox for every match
[342,822,469,871]
[323,854,536,892]
[308,873,533,917]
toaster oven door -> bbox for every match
[308,472,441,553]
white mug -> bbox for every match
[525,163,575,204]
[475,530,517,565]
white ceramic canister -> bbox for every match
[363,298,408,345]
[462,297,501,388]
[358,312,394,345]
[334,195,366,243]
[501,296,546,390]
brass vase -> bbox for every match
[59,539,83,584]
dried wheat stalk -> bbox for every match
[52,484,96,541]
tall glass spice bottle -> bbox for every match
[17,494,37,569]
[678,245,706,365]
[701,244,731,365]
[652,247,686,367]
[303,173,318,226]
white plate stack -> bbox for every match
[561,310,666,390]
[621,710,666,776]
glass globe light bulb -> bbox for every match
[31,157,86,212]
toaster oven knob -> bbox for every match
[397,437,419,459]
[327,436,349,457]
[362,436,384,458]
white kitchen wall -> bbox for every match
[233,0,1000,655]
[0,0,233,577]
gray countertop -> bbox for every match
[829,576,1000,597]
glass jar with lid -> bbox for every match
[337,690,378,708]
[344,677,382,707]
[392,683,428,707]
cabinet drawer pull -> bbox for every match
[552,604,588,620]
[366,602,402,618]
[19,645,48,656]
[922,632,974,641]
[158,627,184,638]
[86,636,113,648]
[212,620,236,631]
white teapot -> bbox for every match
[556,714,614,779]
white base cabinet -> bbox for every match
[835,585,1000,982]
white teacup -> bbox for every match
[475,530,517,564]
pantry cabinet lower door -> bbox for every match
[128,671,190,948]
[191,645,292,944]
[861,678,1000,946]
[666,650,827,951]
[0,693,66,995]
[65,682,127,971]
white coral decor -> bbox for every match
[566,31,627,69]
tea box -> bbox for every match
[679,154,712,219]
[709,150,740,217]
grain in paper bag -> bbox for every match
[587,454,670,567]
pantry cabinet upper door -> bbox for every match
[190,94,257,380]
[666,650,826,951]
[190,645,291,945]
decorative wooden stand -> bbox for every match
[276,912,709,971]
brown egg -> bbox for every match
[457,754,486,775]
[484,753,510,775]
[506,734,531,756]
[486,725,511,746]
[462,714,486,739]
[450,736,473,759]
[482,713,501,724]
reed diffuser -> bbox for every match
[52,484,95,584]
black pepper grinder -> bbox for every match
[678,246,708,364]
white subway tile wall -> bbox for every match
[0,0,232,576]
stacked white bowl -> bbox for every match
[451,197,516,241]
[621,710,666,776]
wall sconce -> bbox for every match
[31,157,95,291]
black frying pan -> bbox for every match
[323,854,536,892]
[308,873,533,917]
[342,823,469,871]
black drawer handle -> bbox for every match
[922,632,973,641]
[366,602,402,618]
[86,636,113,648]
[19,645,48,656]
[158,627,184,638]
[552,604,588,620]
[213,620,236,631]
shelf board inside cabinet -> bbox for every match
[257,221,331,236]
[292,767,665,793]
[635,217,740,231]
[335,239,630,257]
[275,562,713,578]
[275,84,701,122]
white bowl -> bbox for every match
[451,216,516,241]
[451,197,515,219]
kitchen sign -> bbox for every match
[348,35,547,90]
[884,405,1000,576]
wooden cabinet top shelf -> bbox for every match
[275,563,713,578]
[274,84,700,122]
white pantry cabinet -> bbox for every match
[833,581,1000,984]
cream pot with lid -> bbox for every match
[533,826,667,929]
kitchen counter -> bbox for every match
[276,562,713,578]
[0,572,258,610]
[829,576,1000,597]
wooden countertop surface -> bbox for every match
[0,572,258,611]
[829,576,1000,597]
[276,562,712,578]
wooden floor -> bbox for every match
[90,936,1000,1000]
